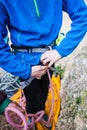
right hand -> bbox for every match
[41,49,61,68]
[31,65,48,79]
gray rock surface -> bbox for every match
[57,43,87,130]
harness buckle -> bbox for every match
[46,46,52,50]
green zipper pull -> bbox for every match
[33,0,40,17]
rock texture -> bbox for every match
[56,0,87,129]
[57,42,87,130]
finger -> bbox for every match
[34,72,44,78]
[36,76,41,79]
[31,65,48,78]
[41,51,49,61]
[41,57,47,62]
[42,58,50,65]
[48,60,54,68]
[38,69,47,76]
[37,68,47,77]
[39,66,48,71]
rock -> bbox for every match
[57,34,87,130]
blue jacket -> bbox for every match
[0,0,87,79]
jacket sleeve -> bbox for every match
[55,0,87,57]
[0,2,31,80]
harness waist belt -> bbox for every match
[11,42,56,53]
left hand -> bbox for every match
[31,65,48,79]
[40,49,61,67]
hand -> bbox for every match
[31,65,48,79]
[40,49,61,67]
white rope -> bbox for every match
[0,72,21,98]
[0,72,34,98]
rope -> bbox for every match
[0,73,21,98]
[5,107,28,130]
[4,68,57,129]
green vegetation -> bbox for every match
[55,65,65,79]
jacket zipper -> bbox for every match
[33,0,40,17]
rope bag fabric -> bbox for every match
[4,70,61,130]
[36,72,61,130]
